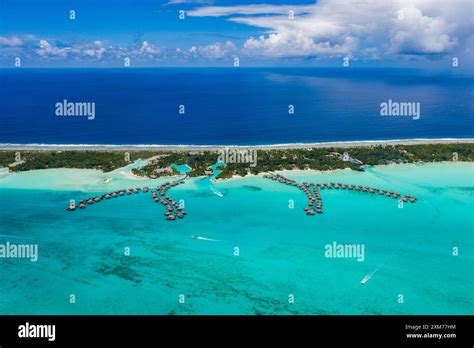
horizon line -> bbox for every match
[0,65,466,70]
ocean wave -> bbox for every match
[0,138,473,149]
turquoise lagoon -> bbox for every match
[0,162,472,315]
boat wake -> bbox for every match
[360,266,382,285]
[211,187,223,197]
[191,236,223,242]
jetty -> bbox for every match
[65,175,188,221]
[155,177,187,220]
[263,173,417,216]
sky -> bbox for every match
[0,0,472,69]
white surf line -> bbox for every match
[360,266,382,285]
[2,138,473,151]
[191,236,224,242]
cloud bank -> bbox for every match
[1,0,472,66]
[189,0,473,59]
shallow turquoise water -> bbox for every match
[0,163,472,314]
[171,163,191,175]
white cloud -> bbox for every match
[36,40,74,58]
[0,36,24,46]
[137,41,160,56]
[82,40,106,59]
[188,41,236,59]
[188,0,473,59]
[36,40,108,60]
[32,39,163,61]
[187,4,312,17]
[166,0,213,5]
[3,35,217,63]
[389,6,458,54]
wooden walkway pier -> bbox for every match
[66,176,188,221]
[263,173,417,216]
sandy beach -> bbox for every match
[1,138,473,152]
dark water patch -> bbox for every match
[431,207,441,224]
[425,187,448,194]
[95,257,143,284]
[450,186,474,192]
[191,192,214,198]
[61,261,72,271]
[242,185,262,191]
[425,186,474,194]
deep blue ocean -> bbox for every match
[1,68,472,145]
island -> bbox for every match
[1,141,473,179]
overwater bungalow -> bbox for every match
[261,174,419,217]
[66,201,76,211]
